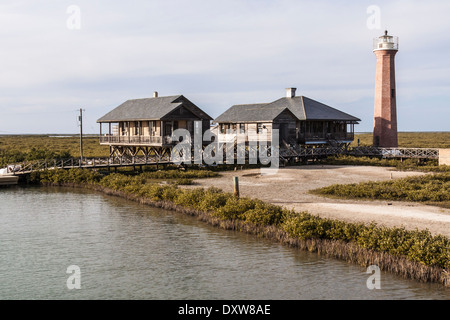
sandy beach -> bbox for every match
[190,165,450,237]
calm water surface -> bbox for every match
[0,186,449,300]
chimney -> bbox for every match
[153,91,158,98]
[286,88,296,98]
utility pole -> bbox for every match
[79,108,84,163]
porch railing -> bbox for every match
[99,135,165,145]
[300,132,355,141]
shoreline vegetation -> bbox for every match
[27,168,450,288]
[311,171,450,209]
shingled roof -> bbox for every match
[214,103,293,123]
[214,95,360,123]
[97,95,213,123]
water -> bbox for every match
[0,186,449,300]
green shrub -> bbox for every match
[141,169,219,180]
[169,178,194,185]
[213,196,258,220]
[311,172,450,206]
[29,168,102,184]
[173,188,206,209]
[197,187,231,212]
[242,202,287,226]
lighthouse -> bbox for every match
[373,30,399,148]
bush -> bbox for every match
[174,188,206,208]
[169,178,194,185]
[311,172,450,206]
[197,187,231,212]
[141,169,219,180]
[282,211,450,269]
[29,168,102,184]
[242,201,287,226]
[213,196,258,220]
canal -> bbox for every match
[0,186,449,300]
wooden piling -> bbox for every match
[233,176,240,197]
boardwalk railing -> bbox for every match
[100,136,164,145]
[279,146,439,160]
[280,146,348,159]
[5,155,172,175]
[4,146,440,175]
[347,147,440,159]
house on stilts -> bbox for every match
[97,92,213,159]
[214,88,361,148]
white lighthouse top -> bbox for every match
[373,30,399,51]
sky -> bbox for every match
[0,0,449,134]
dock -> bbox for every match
[0,175,19,186]
[2,155,172,177]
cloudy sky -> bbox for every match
[0,0,449,134]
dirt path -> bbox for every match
[190,165,450,237]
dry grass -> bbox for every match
[0,134,109,158]
[353,132,450,149]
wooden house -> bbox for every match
[214,103,298,144]
[97,92,212,157]
[214,88,360,147]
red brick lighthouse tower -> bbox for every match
[373,30,399,148]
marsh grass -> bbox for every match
[0,135,109,167]
[0,135,109,157]
[311,172,450,209]
[353,132,450,148]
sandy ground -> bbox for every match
[190,165,450,237]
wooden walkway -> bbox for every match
[280,146,440,162]
[347,146,440,159]
[3,146,440,176]
[4,156,172,176]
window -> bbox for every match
[317,122,323,134]
[257,123,263,133]
[122,122,128,136]
[149,121,154,136]
[239,123,245,134]
[221,124,233,134]
[299,122,305,134]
